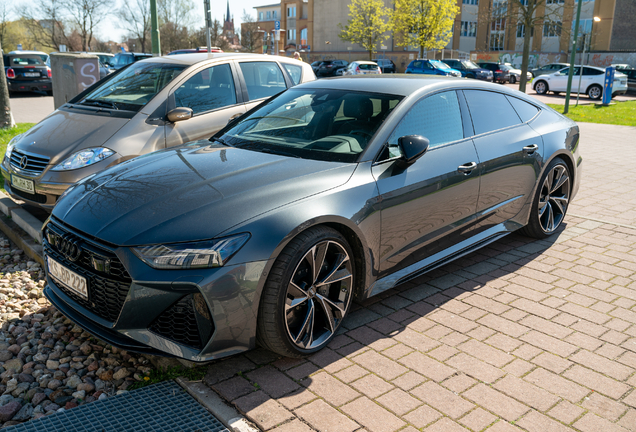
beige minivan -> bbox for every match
[2,53,315,210]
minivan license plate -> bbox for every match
[47,257,88,300]
[11,175,34,194]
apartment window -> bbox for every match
[543,21,562,37]
[287,6,296,18]
[462,0,478,4]
[516,24,534,37]
[273,11,277,19]
[461,21,476,37]
[546,0,564,3]
[259,12,263,20]
[287,28,296,41]
[489,18,505,50]
[266,11,271,19]
[300,28,308,44]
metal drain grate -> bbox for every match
[3,381,230,432]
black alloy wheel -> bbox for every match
[257,226,354,357]
[521,158,571,239]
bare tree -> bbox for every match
[0,42,15,129]
[62,0,113,51]
[189,20,231,51]
[157,0,194,52]
[0,1,9,49]
[482,0,568,92]
[239,10,262,53]
[116,0,150,52]
[19,0,76,51]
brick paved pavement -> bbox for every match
[202,122,636,432]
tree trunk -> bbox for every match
[420,45,424,59]
[0,43,15,129]
[518,20,532,93]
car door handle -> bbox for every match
[523,144,539,154]
[458,162,477,174]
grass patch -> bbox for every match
[127,365,208,391]
[0,123,36,192]
[547,101,636,126]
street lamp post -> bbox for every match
[563,0,583,114]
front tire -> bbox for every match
[588,84,602,100]
[521,158,571,239]
[257,226,355,357]
[534,80,548,95]
[510,75,516,84]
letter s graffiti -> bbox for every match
[80,63,97,89]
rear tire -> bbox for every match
[520,158,571,239]
[256,226,355,357]
[509,75,516,84]
[587,84,602,100]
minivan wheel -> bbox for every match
[588,84,602,100]
[257,226,354,357]
[521,158,571,239]
[535,80,548,95]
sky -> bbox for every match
[101,0,270,45]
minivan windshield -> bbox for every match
[220,88,403,163]
[78,61,186,112]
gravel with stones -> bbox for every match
[0,234,154,428]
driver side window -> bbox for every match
[174,64,237,115]
[387,91,464,150]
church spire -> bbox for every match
[226,0,231,24]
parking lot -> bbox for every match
[5,79,636,432]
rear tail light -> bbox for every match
[6,68,14,79]
[496,70,502,73]
[356,66,360,73]
[47,68,52,79]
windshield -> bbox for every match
[112,54,136,67]
[79,61,186,112]
[431,60,450,69]
[220,88,403,163]
[462,61,480,69]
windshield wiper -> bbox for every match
[80,99,119,110]
[252,147,301,159]
[210,137,232,146]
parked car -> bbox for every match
[317,60,348,77]
[2,53,315,210]
[533,65,628,99]
[405,59,461,77]
[623,68,636,93]
[168,47,224,55]
[611,63,632,72]
[42,75,581,361]
[530,63,570,78]
[476,62,511,84]
[504,63,533,84]
[442,59,493,81]
[110,52,153,70]
[310,61,322,75]
[8,50,49,64]
[3,53,52,95]
[372,58,396,73]
[342,61,381,75]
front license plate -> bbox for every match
[23,73,40,77]
[47,257,88,300]
[10,175,34,194]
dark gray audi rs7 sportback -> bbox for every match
[43,75,581,361]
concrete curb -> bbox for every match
[0,191,45,266]
[175,378,260,432]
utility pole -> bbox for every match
[564,0,583,114]
[150,0,161,56]
[0,42,15,129]
[204,0,212,53]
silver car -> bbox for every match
[342,61,381,76]
[2,53,315,210]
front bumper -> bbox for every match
[42,220,269,362]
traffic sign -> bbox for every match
[275,20,280,31]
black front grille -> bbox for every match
[10,149,49,175]
[149,294,213,350]
[10,187,47,203]
[43,222,132,323]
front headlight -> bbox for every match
[4,134,24,160]
[132,233,251,270]
[51,147,115,171]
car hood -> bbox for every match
[52,141,357,246]
[13,109,128,162]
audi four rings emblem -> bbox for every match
[19,156,28,170]
[55,235,82,262]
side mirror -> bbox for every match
[398,135,429,164]
[167,107,193,123]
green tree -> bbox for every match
[392,0,458,58]
[338,0,391,60]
